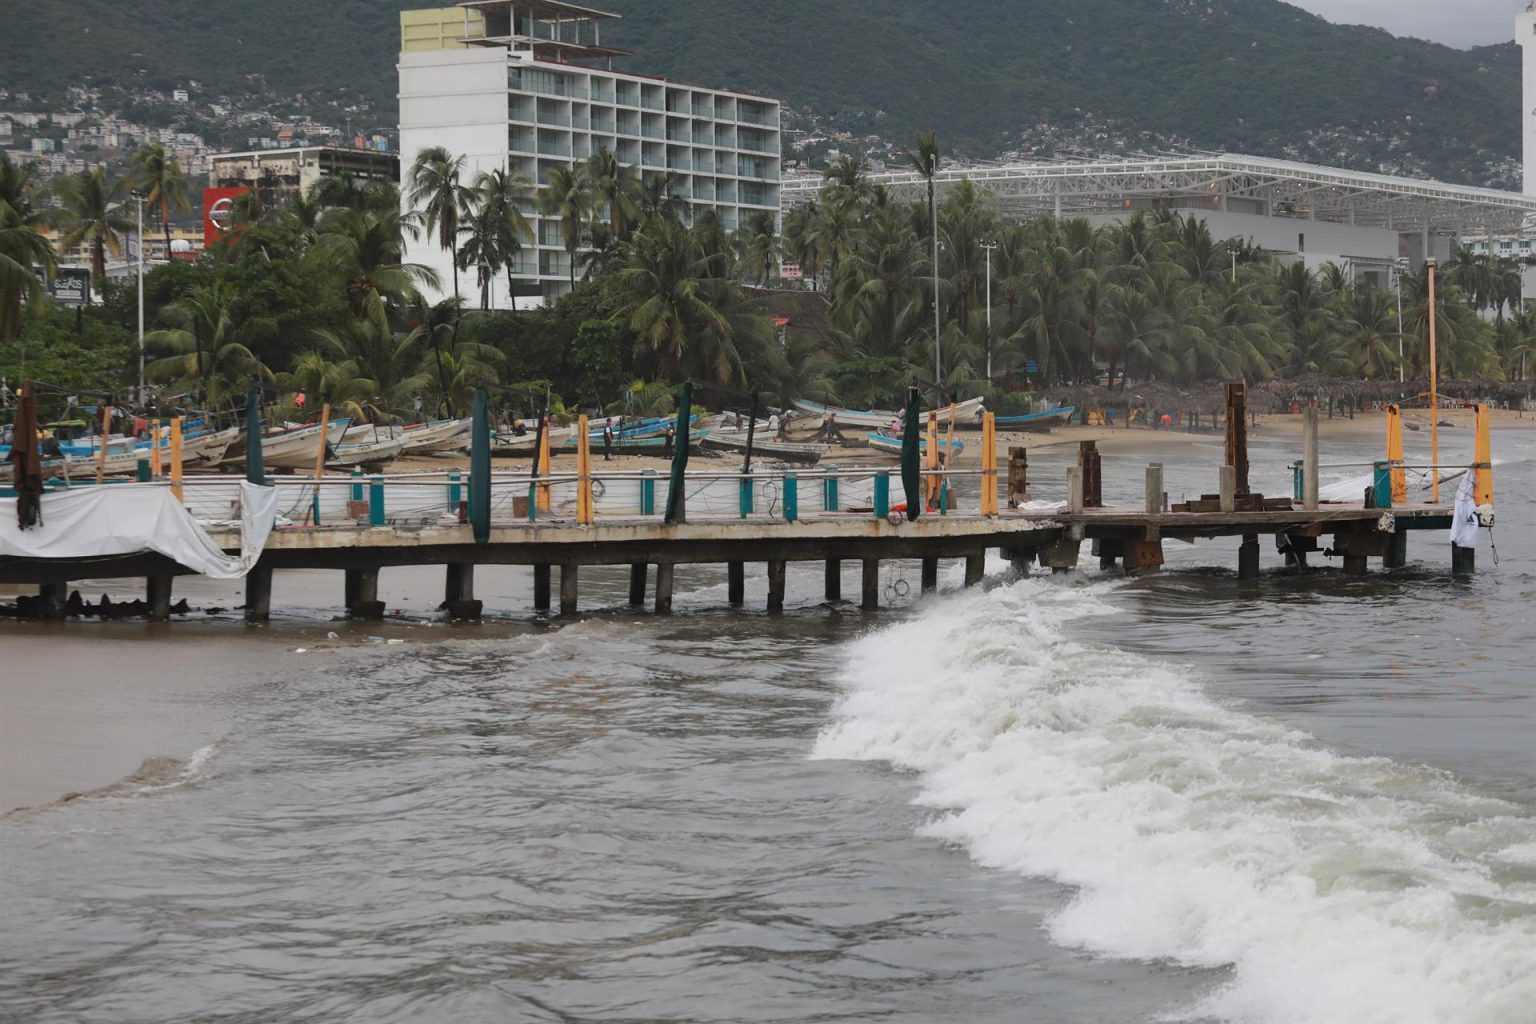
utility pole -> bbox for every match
[134,191,145,407]
[932,190,942,396]
[1394,257,1408,385]
[981,239,998,381]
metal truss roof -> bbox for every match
[781,154,1536,237]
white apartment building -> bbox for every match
[398,0,782,309]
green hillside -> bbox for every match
[1,0,1520,182]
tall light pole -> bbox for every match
[981,239,998,381]
[133,190,145,407]
[1393,256,1409,384]
[932,191,942,397]
[1229,243,1237,283]
[1427,257,1440,503]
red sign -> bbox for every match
[202,186,248,247]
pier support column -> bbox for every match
[921,557,939,593]
[1093,538,1123,571]
[38,581,67,620]
[245,565,272,623]
[1451,543,1476,576]
[655,563,674,615]
[1384,530,1408,570]
[1003,547,1035,577]
[1039,539,1080,574]
[824,560,842,602]
[767,560,787,613]
[1238,534,1261,581]
[964,552,985,588]
[146,574,174,622]
[533,564,551,613]
[1123,539,1165,577]
[1343,554,1369,577]
[629,563,648,606]
[861,559,881,611]
[346,567,383,621]
[559,564,579,615]
[444,563,481,620]
[727,561,745,607]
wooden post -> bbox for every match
[1451,543,1475,576]
[1224,381,1249,496]
[533,564,551,612]
[146,574,174,622]
[1473,403,1493,510]
[824,560,841,602]
[1145,463,1164,514]
[1428,261,1440,504]
[1067,466,1084,514]
[170,416,184,502]
[861,558,880,610]
[1303,406,1319,511]
[245,564,272,622]
[445,563,480,620]
[536,414,552,513]
[1238,534,1260,580]
[1343,553,1369,577]
[1006,446,1028,508]
[1078,441,1102,508]
[921,556,939,593]
[727,561,745,606]
[312,402,331,482]
[560,563,579,615]
[576,413,594,526]
[38,581,67,620]
[767,559,787,613]
[1385,404,1407,506]
[925,410,940,509]
[964,552,985,587]
[95,401,111,485]
[980,414,999,516]
[150,421,163,479]
[346,567,382,620]
[655,562,675,614]
[628,563,647,606]
[1219,465,1236,513]
[1384,529,1408,569]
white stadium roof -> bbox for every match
[781,154,1536,237]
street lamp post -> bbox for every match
[932,196,942,397]
[133,190,146,407]
[1393,256,1409,384]
[981,240,998,381]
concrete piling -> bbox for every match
[767,560,787,613]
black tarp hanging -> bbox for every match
[900,385,922,522]
[664,383,692,525]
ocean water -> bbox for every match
[2,428,1534,1023]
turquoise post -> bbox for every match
[640,470,656,516]
[448,469,462,512]
[350,468,363,502]
[369,475,385,526]
[470,388,491,544]
[1292,461,1304,503]
[135,458,150,483]
[874,472,890,519]
[823,466,839,512]
[245,384,265,486]
[312,491,321,525]
[1373,461,1393,509]
[783,472,798,522]
[738,471,754,518]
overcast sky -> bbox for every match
[1286,0,1529,48]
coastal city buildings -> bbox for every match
[397,0,782,308]
[209,146,401,207]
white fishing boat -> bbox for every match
[231,420,348,471]
[702,427,828,465]
[491,425,575,457]
[399,417,474,454]
[327,436,407,469]
[793,397,986,431]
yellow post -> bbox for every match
[312,402,331,481]
[169,416,184,502]
[1428,261,1440,503]
[1385,403,1406,506]
[95,403,111,485]
[980,412,999,516]
[150,421,163,479]
[576,413,594,525]
[1474,402,1493,509]
[537,416,552,512]
[925,410,940,508]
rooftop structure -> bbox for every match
[209,146,401,206]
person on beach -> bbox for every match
[602,418,614,461]
[663,423,676,457]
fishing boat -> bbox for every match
[569,427,714,457]
[490,425,576,457]
[327,436,407,470]
[865,432,966,458]
[994,405,1076,432]
[793,396,987,431]
[702,430,828,465]
[224,419,351,472]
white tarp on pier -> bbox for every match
[0,483,277,580]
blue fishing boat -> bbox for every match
[994,405,1076,431]
[865,432,966,458]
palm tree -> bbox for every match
[897,132,942,236]
[0,152,54,337]
[278,352,380,424]
[734,210,781,286]
[471,167,533,300]
[146,281,274,403]
[585,149,640,242]
[310,318,432,415]
[398,301,503,414]
[406,146,472,303]
[456,203,501,311]
[310,209,440,326]
[129,142,192,258]
[50,166,132,299]
[537,164,592,290]
[397,297,462,417]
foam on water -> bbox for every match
[813,578,1536,1024]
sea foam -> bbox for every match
[813,579,1536,1024]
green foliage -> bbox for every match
[0,309,136,394]
[570,320,628,409]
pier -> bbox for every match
[2,386,1489,623]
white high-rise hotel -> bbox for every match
[398,1,782,309]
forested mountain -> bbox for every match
[1,0,1521,183]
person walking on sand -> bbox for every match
[602,418,615,461]
[663,423,676,458]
